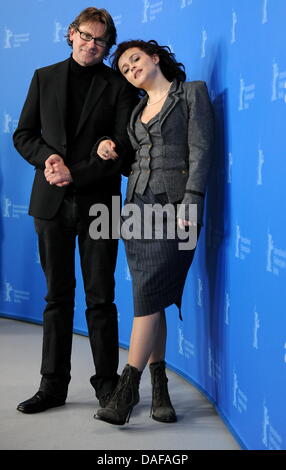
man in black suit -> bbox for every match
[13,7,137,414]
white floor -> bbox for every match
[0,317,240,450]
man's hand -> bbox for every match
[45,154,63,171]
[44,154,72,187]
[97,140,118,160]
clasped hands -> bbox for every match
[97,141,195,229]
[44,154,72,187]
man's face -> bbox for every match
[69,21,107,67]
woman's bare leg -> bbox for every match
[148,310,166,364]
[128,310,167,371]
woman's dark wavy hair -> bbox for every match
[111,39,186,82]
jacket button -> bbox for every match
[130,170,134,174]
[182,170,187,174]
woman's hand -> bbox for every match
[178,218,197,230]
[97,139,118,160]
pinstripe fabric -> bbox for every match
[123,187,198,317]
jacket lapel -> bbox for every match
[54,59,70,139]
[128,95,148,149]
[75,72,107,138]
[159,79,184,128]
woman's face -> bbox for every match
[118,47,159,88]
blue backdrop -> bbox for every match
[1,0,285,450]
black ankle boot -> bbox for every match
[149,361,177,423]
[95,364,141,425]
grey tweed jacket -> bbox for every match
[126,79,214,225]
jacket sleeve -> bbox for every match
[13,71,58,170]
[177,81,214,224]
[69,81,138,187]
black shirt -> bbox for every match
[66,56,103,157]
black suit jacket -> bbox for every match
[13,58,137,220]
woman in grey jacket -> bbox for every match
[95,40,214,425]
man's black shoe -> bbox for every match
[17,391,65,414]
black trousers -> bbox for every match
[34,194,119,401]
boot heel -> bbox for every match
[126,407,133,424]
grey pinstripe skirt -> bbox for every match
[121,187,199,317]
